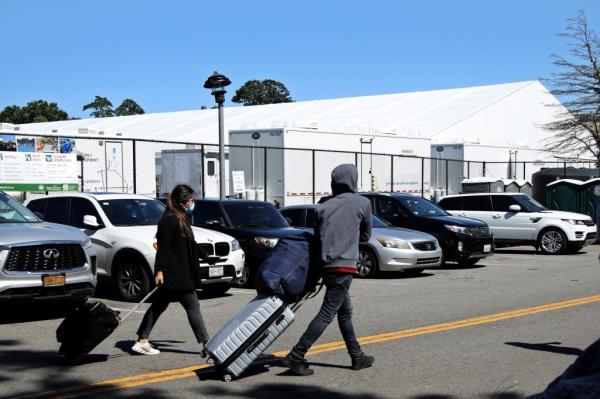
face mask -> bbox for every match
[186,201,195,212]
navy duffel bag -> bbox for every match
[256,236,314,302]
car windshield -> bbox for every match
[0,193,40,223]
[372,215,392,227]
[395,195,448,217]
[513,195,547,212]
[223,202,289,228]
[99,199,165,226]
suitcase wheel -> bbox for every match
[223,374,232,383]
[207,357,215,366]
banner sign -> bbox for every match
[0,151,79,192]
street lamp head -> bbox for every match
[204,71,231,104]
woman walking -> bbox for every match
[132,184,210,356]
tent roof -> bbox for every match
[11,80,562,147]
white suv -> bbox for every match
[438,193,596,254]
[26,193,245,301]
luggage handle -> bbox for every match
[290,281,324,313]
[120,286,159,322]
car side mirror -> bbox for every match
[34,212,44,220]
[508,205,521,213]
[83,215,101,229]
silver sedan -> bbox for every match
[280,205,443,277]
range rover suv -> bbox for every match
[0,192,97,305]
[438,193,596,254]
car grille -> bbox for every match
[416,257,440,265]
[583,219,595,226]
[412,241,437,251]
[198,242,230,257]
[4,244,86,272]
[468,227,490,237]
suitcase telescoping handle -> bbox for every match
[290,281,324,313]
[120,286,159,322]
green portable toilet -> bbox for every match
[546,179,582,212]
[579,178,600,220]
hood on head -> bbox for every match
[331,164,358,195]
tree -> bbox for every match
[115,99,145,116]
[82,96,115,118]
[231,79,293,106]
[544,11,600,165]
[0,100,69,124]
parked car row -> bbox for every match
[2,189,595,307]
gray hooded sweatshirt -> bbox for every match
[316,164,372,271]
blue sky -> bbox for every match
[1,0,599,118]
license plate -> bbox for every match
[42,274,65,287]
[483,244,491,253]
[209,266,224,278]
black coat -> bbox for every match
[154,211,206,293]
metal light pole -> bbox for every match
[204,71,231,200]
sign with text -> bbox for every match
[0,151,79,192]
[231,170,245,194]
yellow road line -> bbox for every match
[13,294,600,399]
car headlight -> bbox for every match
[444,225,472,235]
[254,237,279,248]
[376,237,412,249]
[231,239,241,251]
[561,219,585,225]
[81,238,93,249]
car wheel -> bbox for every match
[457,258,479,267]
[233,263,251,288]
[538,228,567,255]
[202,283,231,296]
[358,247,378,278]
[114,261,151,302]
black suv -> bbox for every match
[360,193,494,265]
[185,199,308,287]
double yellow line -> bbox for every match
[13,294,600,399]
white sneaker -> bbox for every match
[132,341,160,355]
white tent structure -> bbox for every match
[1,80,571,197]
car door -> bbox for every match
[491,195,536,241]
[374,196,411,228]
[42,197,70,225]
[68,197,110,274]
[459,195,495,232]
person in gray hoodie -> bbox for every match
[282,164,374,376]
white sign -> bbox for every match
[0,151,79,191]
[231,170,245,194]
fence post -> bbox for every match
[264,147,267,202]
[390,155,394,193]
[132,139,137,194]
[563,161,567,177]
[467,161,470,179]
[523,162,526,180]
[421,157,425,198]
[312,150,316,204]
[483,161,486,177]
[200,144,205,198]
[445,159,449,194]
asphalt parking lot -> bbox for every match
[2,245,600,399]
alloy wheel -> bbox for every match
[541,230,564,254]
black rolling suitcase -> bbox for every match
[56,287,158,363]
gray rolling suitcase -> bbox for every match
[205,295,296,381]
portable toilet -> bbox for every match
[516,180,533,197]
[461,178,505,194]
[578,178,600,221]
[503,179,520,193]
[546,179,583,212]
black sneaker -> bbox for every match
[281,354,314,376]
[351,354,375,370]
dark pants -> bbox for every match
[136,290,209,344]
[290,272,363,360]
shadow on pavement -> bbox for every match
[505,341,583,356]
[114,339,203,356]
[371,271,436,280]
[439,263,486,270]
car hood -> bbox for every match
[192,226,236,243]
[372,226,437,242]
[538,210,593,221]
[0,222,88,246]
[427,215,488,227]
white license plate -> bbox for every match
[209,266,224,278]
[483,244,491,252]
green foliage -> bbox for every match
[82,96,115,118]
[0,100,69,124]
[231,79,293,106]
[115,99,145,116]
